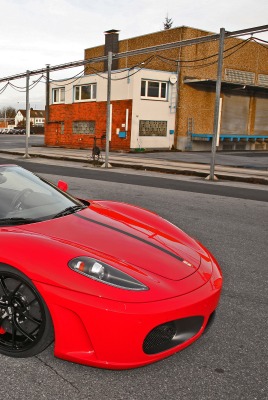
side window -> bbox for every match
[52,87,65,103]
[74,84,97,102]
[141,80,167,100]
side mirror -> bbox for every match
[57,180,68,192]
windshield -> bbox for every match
[0,165,85,226]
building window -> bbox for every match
[74,84,97,102]
[72,121,95,134]
[141,80,167,100]
[139,120,167,136]
[52,87,65,103]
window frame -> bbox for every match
[52,87,65,104]
[74,83,97,102]
[141,79,168,101]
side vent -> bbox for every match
[225,69,255,85]
[258,74,268,86]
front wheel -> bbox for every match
[0,264,54,358]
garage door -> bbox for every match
[254,97,268,134]
[221,94,250,134]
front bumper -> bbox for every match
[34,259,222,369]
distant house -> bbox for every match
[15,109,45,127]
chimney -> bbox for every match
[104,29,119,71]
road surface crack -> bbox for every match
[35,355,80,393]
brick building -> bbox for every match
[45,26,268,151]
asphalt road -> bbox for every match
[0,155,267,400]
[0,155,267,203]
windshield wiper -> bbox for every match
[53,205,85,219]
[0,217,41,226]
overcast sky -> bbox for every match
[1,0,268,110]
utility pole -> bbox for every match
[104,51,113,168]
[24,70,31,159]
[46,64,50,123]
[209,28,225,180]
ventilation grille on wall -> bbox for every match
[225,69,255,85]
[258,74,268,86]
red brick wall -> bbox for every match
[45,100,132,151]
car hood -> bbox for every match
[20,201,202,281]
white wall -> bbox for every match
[15,111,24,126]
[131,69,177,149]
[50,71,133,104]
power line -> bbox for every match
[7,75,45,92]
[0,24,267,84]
[0,36,264,96]
[0,83,9,95]
[154,38,253,65]
[85,55,156,81]
[252,37,268,50]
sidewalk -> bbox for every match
[1,146,268,185]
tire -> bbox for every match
[0,264,54,358]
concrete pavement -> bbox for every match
[0,145,267,185]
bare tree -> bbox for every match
[163,15,173,30]
[0,106,17,118]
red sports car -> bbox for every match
[0,164,222,369]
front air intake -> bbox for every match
[143,316,204,355]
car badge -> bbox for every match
[183,260,193,267]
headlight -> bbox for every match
[68,257,148,291]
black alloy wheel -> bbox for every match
[0,265,54,358]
